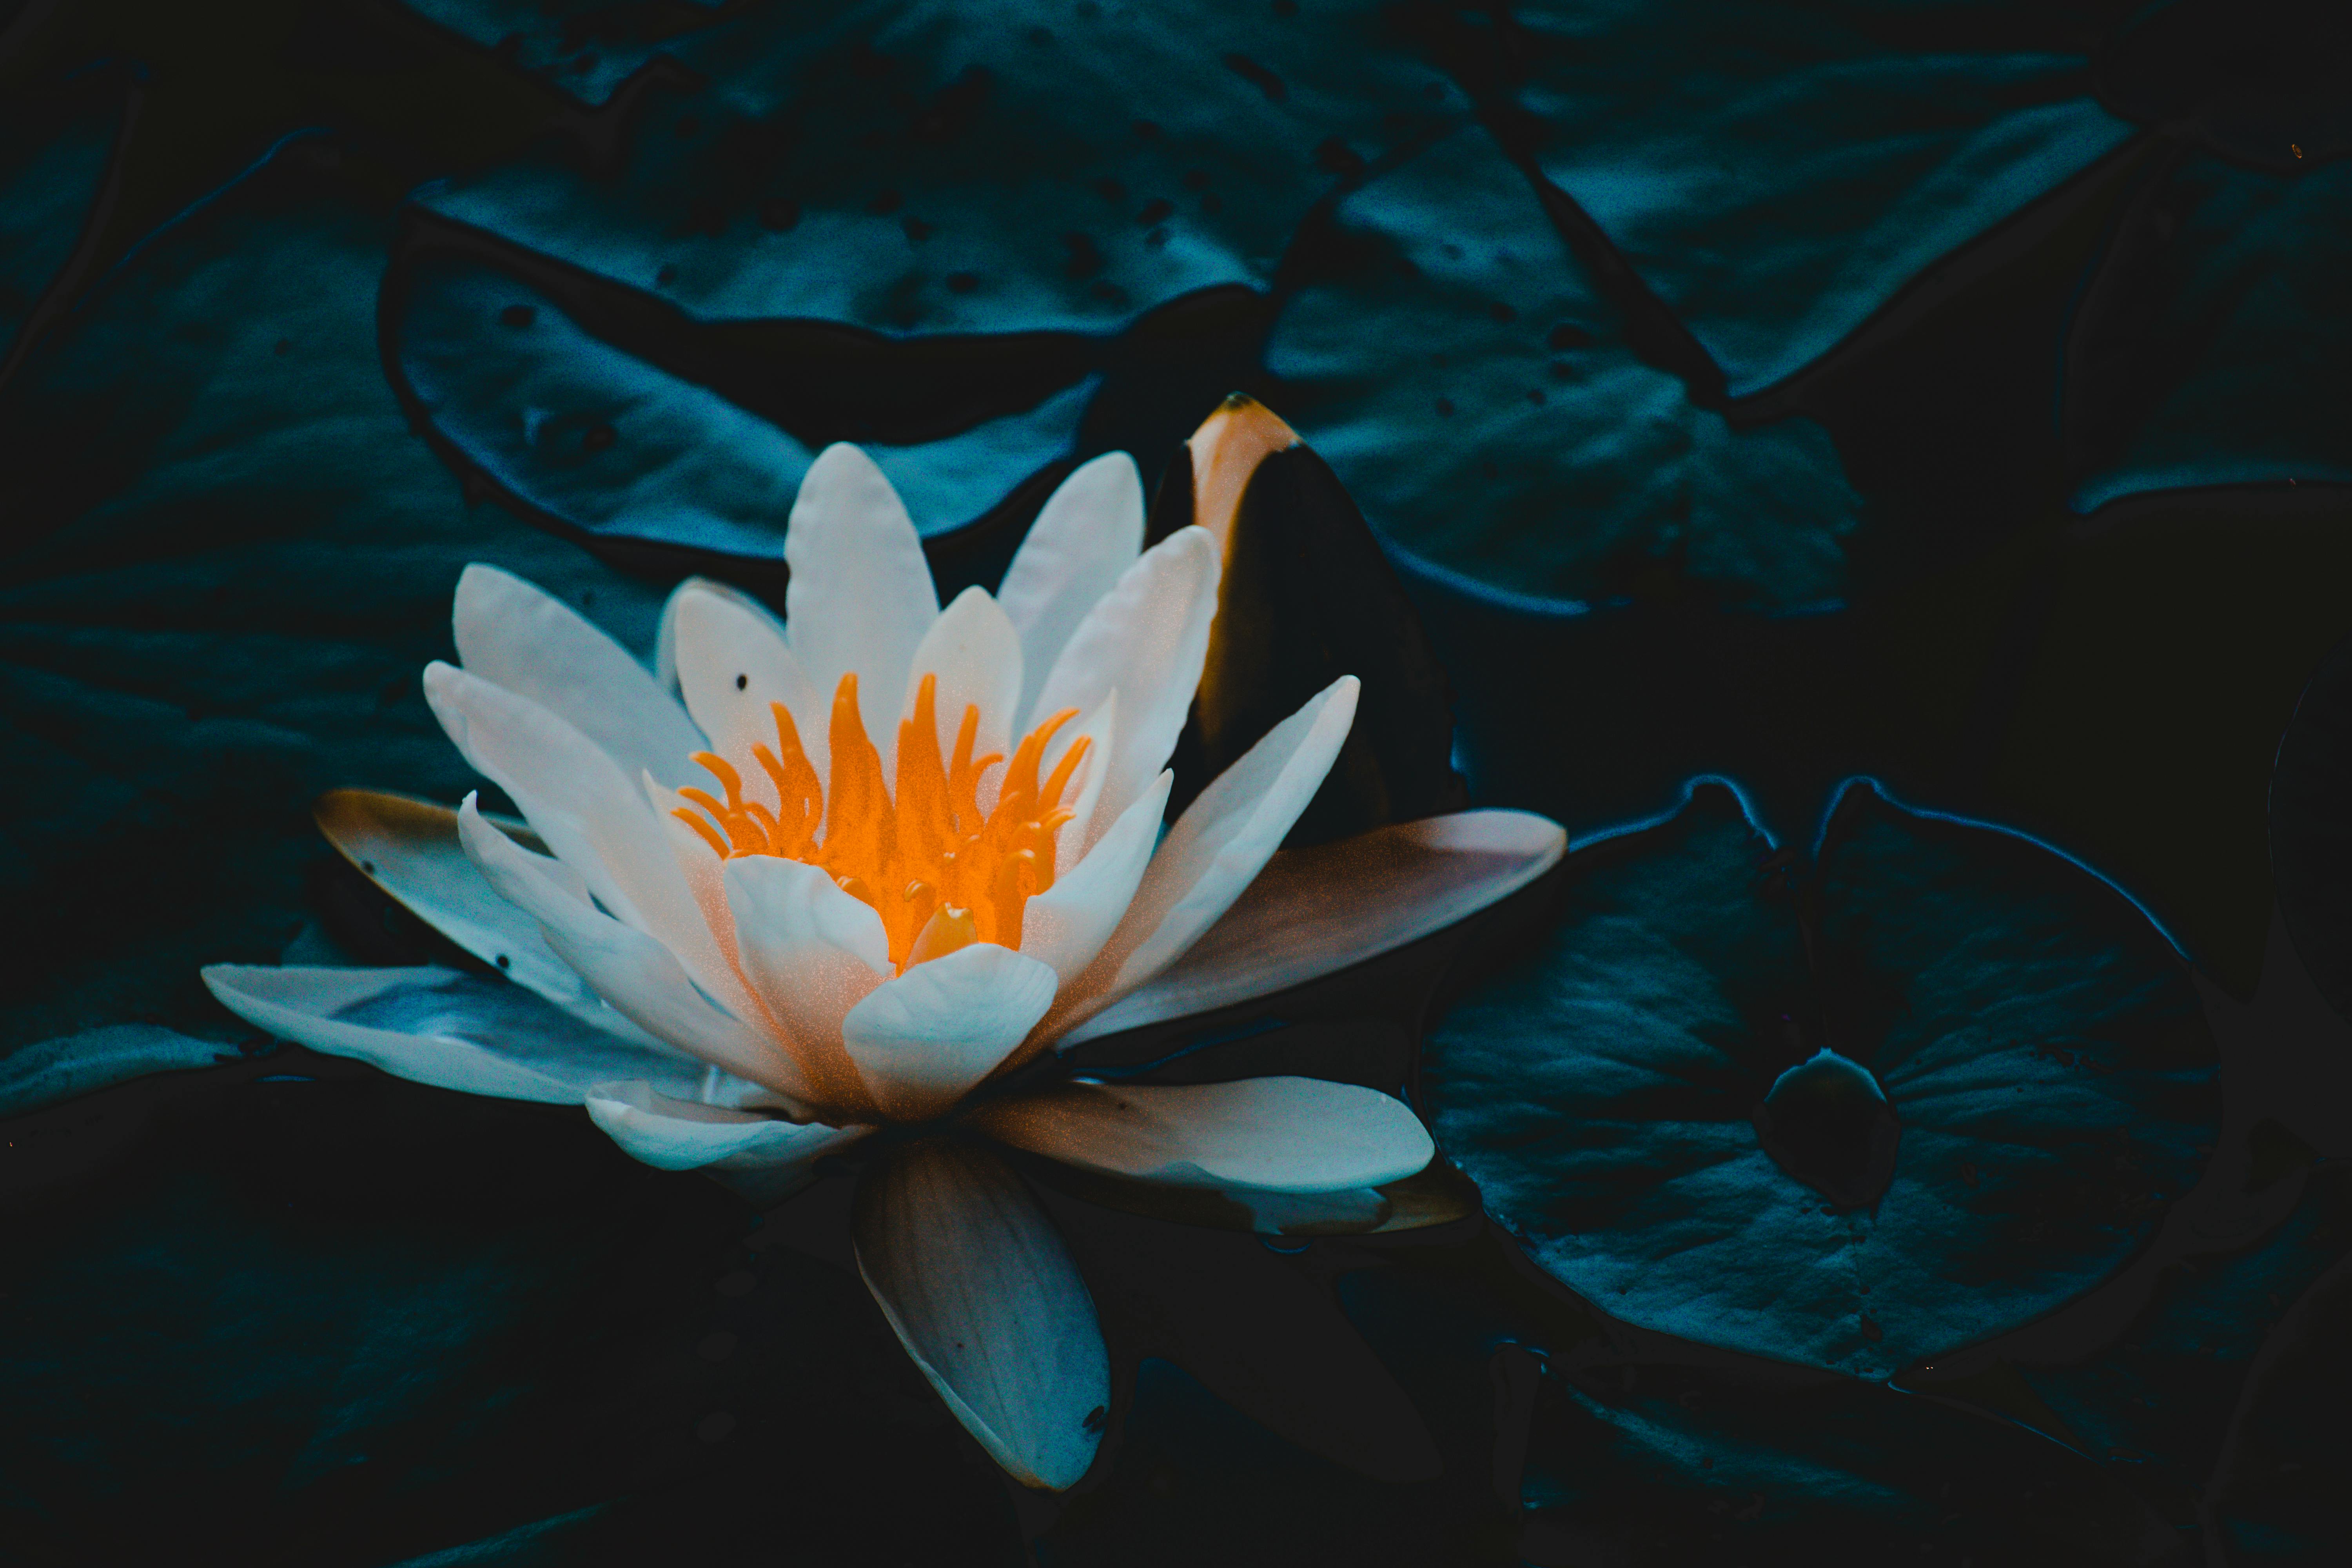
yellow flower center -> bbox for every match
[671,671,1090,973]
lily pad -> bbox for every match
[1421,778,2219,1379]
[0,1068,1023,1565]
[2208,1243,2352,1563]
[2001,1161,2352,1522]
[0,138,669,1058]
[395,0,730,109]
[1265,125,1860,613]
[0,75,126,364]
[1488,0,2139,397]
[1517,1352,2193,1566]
[417,0,1460,332]
[2066,154,2352,512]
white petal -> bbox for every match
[973,1078,1434,1192]
[657,574,781,694]
[998,452,1145,726]
[722,854,891,1108]
[1020,771,1170,985]
[1053,676,1357,1034]
[312,788,599,1024]
[456,795,815,1105]
[453,563,706,791]
[671,581,826,799]
[1049,690,1116,865]
[585,1080,869,1173]
[840,944,1058,1120]
[1029,526,1219,845]
[424,662,739,1006]
[1065,809,1566,1044]
[786,443,940,771]
[854,1139,1107,1490]
[200,963,717,1105]
[902,585,1023,769]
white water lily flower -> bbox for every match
[203,405,1563,1490]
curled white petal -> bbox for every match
[973,1077,1434,1193]
[585,1079,868,1173]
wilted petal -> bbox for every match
[424,661,739,1005]
[1021,771,1169,985]
[973,1078,1432,1193]
[1029,526,1219,848]
[1066,809,1566,1044]
[722,854,891,1110]
[453,563,707,791]
[1050,676,1357,1037]
[201,963,717,1105]
[998,452,1145,727]
[903,584,1023,769]
[786,443,939,769]
[457,796,815,1105]
[585,1079,869,1173]
[671,581,826,797]
[840,944,1058,1120]
[854,1139,1108,1490]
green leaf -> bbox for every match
[1422,779,2219,1379]
[1266,125,1859,612]
[2067,155,2352,511]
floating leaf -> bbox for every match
[2066,154,2352,511]
[1993,1164,2352,1522]
[1266,125,1859,612]
[0,141,669,1058]
[0,1069,1024,1564]
[1422,779,2219,1379]
[1487,0,2139,397]
[2208,1242,2352,1563]
[416,0,1459,335]
[1517,1352,2192,1566]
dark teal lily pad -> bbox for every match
[1518,1354,2193,1566]
[417,0,1459,335]
[1265,125,1860,612]
[2208,1244,2352,1563]
[2002,1160,2352,1521]
[387,238,1103,550]
[1422,779,2219,1379]
[0,1068,1023,1565]
[2066,153,2352,512]
[0,78,123,363]
[396,0,728,109]
[1494,0,2138,397]
[0,140,664,1059]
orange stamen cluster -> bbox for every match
[673,672,1090,972]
